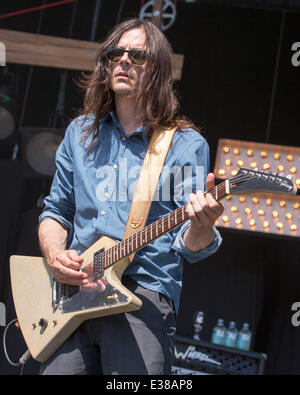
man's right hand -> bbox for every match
[39,219,106,290]
[48,248,88,287]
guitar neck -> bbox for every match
[102,179,229,270]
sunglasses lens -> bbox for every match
[106,47,148,65]
[106,48,124,62]
[129,50,147,65]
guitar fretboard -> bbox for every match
[102,179,228,270]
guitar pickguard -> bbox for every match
[60,276,129,314]
[59,249,129,314]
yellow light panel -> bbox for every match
[214,192,300,238]
[214,139,300,238]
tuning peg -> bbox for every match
[286,174,293,180]
[253,168,258,171]
[279,173,285,177]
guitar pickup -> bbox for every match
[93,249,105,281]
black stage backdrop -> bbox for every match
[0,2,299,375]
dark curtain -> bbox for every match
[170,3,300,375]
[0,160,25,374]
[0,161,41,374]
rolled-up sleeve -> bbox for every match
[39,122,75,233]
[172,222,222,263]
[170,133,223,263]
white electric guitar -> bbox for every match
[10,169,297,363]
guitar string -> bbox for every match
[102,173,261,268]
[99,177,253,270]
[89,173,256,273]
[82,171,288,276]
[101,181,231,269]
[109,171,286,265]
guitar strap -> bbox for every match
[123,126,177,264]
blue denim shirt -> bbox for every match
[39,112,222,313]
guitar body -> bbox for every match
[10,236,142,363]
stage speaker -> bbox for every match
[171,335,267,375]
[20,127,64,178]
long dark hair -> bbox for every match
[76,18,200,152]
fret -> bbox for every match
[162,217,164,233]
[175,209,177,226]
[129,236,131,255]
[103,251,107,269]
[108,250,110,268]
[122,239,125,258]
[121,241,125,259]
[126,236,129,256]
[129,235,133,255]
[150,222,153,241]
[140,229,144,245]
[123,239,126,257]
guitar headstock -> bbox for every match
[229,168,298,195]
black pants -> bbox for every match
[40,276,176,375]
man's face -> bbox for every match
[109,28,147,99]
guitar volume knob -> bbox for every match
[38,318,48,329]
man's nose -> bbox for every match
[119,51,130,65]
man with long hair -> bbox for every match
[38,18,224,375]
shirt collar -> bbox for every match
[105,110,150,145]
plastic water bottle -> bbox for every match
[193,311,204,340]
[236,323,252,351]
[224,321,238,347]
[211,319,226,345]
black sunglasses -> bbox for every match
[106,46,148,66]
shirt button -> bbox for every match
[104,192,109,198]
[113,164,118,169]
[121,136,127,141]
[101,210,106,215]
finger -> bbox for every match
[53,270,88,287]
[206,172,215,193]
[56,254,82,271]
[53,263,88,281]
[96,279,106,292]
[67,250,84,263]
[188,193,210,226]
[205,193,224,215]
[81,278,106,292]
